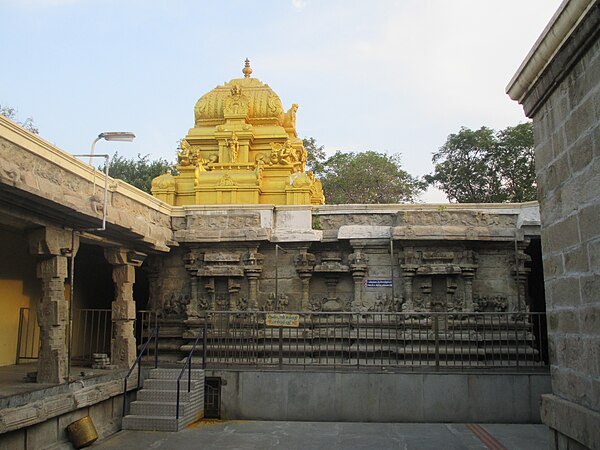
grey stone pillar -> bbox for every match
[105,248,145,369]
[28,227,77,384]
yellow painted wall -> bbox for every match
[0,228,40,366]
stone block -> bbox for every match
[89,398,115,438]
[543,253,564,280]
[541,394,600,450]
[579,274,600,305]
[547,278,580,308]
[545,153,571,193]
[578,202,600,243]
[579,306,600,335]
[563,246,589,273]
[548,310,580,334]
[0,430,25,450]
[551,367,590,406]
[568,131,594,174]
[26,417,58,450]
[544,215,580,254]
[588,238,600,269]
[422,374,468,422]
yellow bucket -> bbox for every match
[66,416,98,449]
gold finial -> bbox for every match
[243,58,252,78]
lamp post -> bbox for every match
[68,131,135,380]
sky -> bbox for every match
[0,0,563,202]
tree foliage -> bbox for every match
[0,104,39,134]
[425,123,536,203]
[103,153,175,194]
[303,137,424,204]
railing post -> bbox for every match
[154,325,159,369]
[176,379,181,421]
[434,314,440,371]
[278,327,283,369]
[122,378,128,417]
[202,322,207,369]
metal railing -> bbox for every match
[16,307,40,364]
[191,311,548,371]
[122,326,159,417]
[72,308,112,363]
[176,324,206,420]
[16,307,158,365]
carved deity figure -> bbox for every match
[225,132,240,162]
[178,140,192,166]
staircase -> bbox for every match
[122,368,205,431]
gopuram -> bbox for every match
[144,61,544,364]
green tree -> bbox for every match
[0,104,39,134]
[303,137,326,174]
[425,123,536,203]
[102,153,175,194]
[319,150,424,204]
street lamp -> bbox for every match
[89,131,136,164]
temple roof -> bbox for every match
[194,60,284,125]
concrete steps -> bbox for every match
[122,368,205,432]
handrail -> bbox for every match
[176,324,206,421]
[122,326,159,417]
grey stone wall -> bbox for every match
[208,370,551,423]
[529,19,600,450]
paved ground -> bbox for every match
[93,421,549,450]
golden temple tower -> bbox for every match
[151,59,325,206]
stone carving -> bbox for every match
[368,294,401,312]
[225,132,240,162]
[237,297,248,311]
[399,211,517,227]
[473,295,508,312]
[320,214,394,230]
[223,84,249,116]
[218,174,236,186]
[263,293,289,311]
[187,213,261,229]
[281,103,298,130]
[269,141,295,165]
[0,159,21,183]
[161,293,190,317]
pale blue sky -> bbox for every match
[0,0,562,201]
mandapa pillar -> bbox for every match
[27,227,77,384]
[104,248,146,369]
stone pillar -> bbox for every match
[463,271,475,311]
[401,268,416,310]
[348,250,368,309]
[298,275,312,311]
[28,227,77,384]
[105,248,146,369]
[293,250,315,311]
[244,250,264,311]
[37,256,69,383]
[246,271,261,310]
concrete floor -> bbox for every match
[92,421,549,450]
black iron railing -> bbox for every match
[176,324,206,420]
[185,311,548,371]
[122,326,159,417]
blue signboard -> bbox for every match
[365,279,393,288]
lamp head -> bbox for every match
[98,131,136,142]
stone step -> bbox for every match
[122,415,180,432]
[144,378,203,391]
[137,389,202,403]
[149,368,205,381]
[130,399,204,417]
